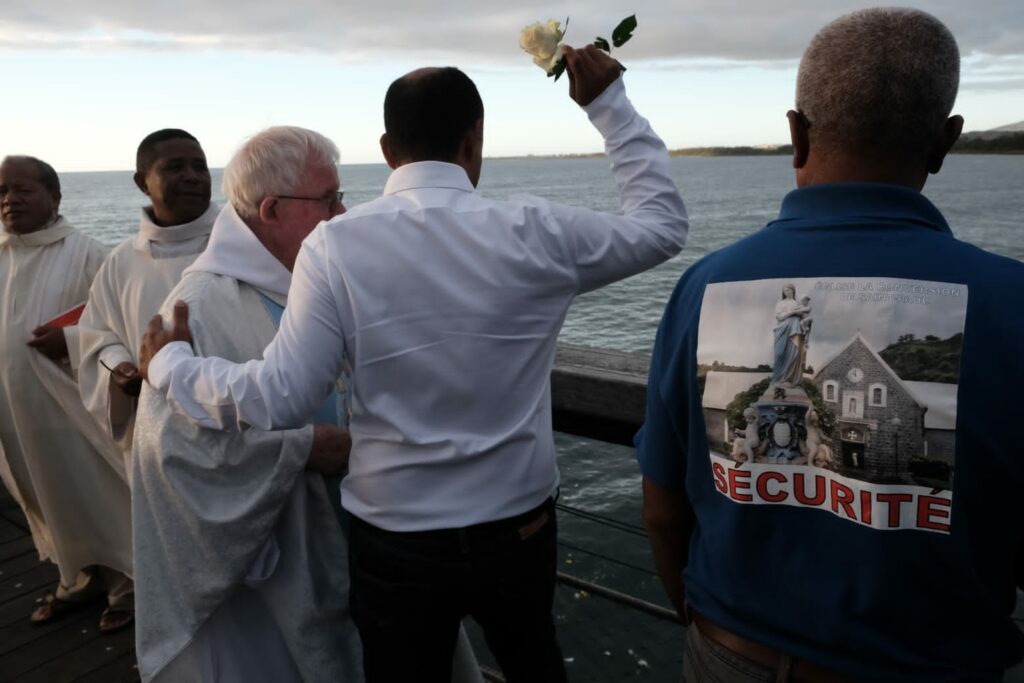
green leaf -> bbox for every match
[550,59,567,82]
[611,14,637,48]
[594,36,610,52]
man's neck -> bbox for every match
[146,205,209,228]
[797,152,928,191]
[5,214,59,236]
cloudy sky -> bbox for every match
[3,1,1022,171]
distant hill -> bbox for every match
[954,131,1024,153]
[669,145,791,157]
[504,120,1024,160]
[954,120,1024,152]
[990,120,1024,133]
[878,333,962,384]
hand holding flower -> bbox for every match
[563,44,624,107]
[519,15,636,81]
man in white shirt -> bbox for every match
[0,155,133,633]
[77,129,218,468]
[141,45,688,682]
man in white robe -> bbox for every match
[131,127,482,682]
[0,155,134,632]
[77,129,219,463]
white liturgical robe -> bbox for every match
[77,203,217,459]
[0,217,132,584]
[132,205,482,682]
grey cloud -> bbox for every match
[961,76,1024,92]
[0,0,1022,60]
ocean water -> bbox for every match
[59,155,1024,676]
[62,154,1024,357]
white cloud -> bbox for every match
[1,0,1021,61]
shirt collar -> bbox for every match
[383,161,475,196]
[773,182,951,234]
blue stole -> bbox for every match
[259,293,350,530]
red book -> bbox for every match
[43,303,86,329]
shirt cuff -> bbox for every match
[583,77,634,138]
[147,341,195,393]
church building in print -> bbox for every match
[702,333,958,486]
[814,334,929,479]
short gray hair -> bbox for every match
[223,126,340,219]
[796,8,960,162]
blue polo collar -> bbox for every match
[773,183,951,234]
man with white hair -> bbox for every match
[638,8,1024,682]
[131,126,482,682]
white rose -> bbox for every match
[519,19,565,74]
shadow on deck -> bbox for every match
[1,482,687,683]
[0,489,138,683]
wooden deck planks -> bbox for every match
[0,488,137,683]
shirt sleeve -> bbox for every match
[148,235,346,431]
[549,76,688,294]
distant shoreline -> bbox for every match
[62,138,1024,173]
[493,145,1024,161]
[493,132,1024,160]
[490,146,795,160]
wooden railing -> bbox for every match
[551,343,650,447]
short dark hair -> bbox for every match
[136,129,201,175]
[383,68,484,162]
[2,155,60,195]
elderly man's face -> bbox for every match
[272,160,343,269]
[137,138,211,227]
[0,159,59,234]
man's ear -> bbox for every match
[380,133,399,170]
[465,118,484,156]
[133,171,148,195]
[454,118,484,168]
[928,115,963,175]
[787,110,810,170]
[257,196,279,224]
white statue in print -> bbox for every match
[772,284,812,387]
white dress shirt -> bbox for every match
[149,77,688,531]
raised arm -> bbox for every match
[553,45,688,294]
[142,234,346,431]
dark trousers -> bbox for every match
[349,498,568,683]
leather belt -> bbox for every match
[690,610,853,683]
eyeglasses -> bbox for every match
[276,190,345,213]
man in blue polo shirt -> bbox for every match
[638,7,1024,682]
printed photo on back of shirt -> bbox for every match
[696,277,967,534]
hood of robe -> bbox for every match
[0,215,75,248]
[184,203,292,303]
[133,203,219,253]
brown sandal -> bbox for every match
[99,605,134,634]
[29,593,79,624]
